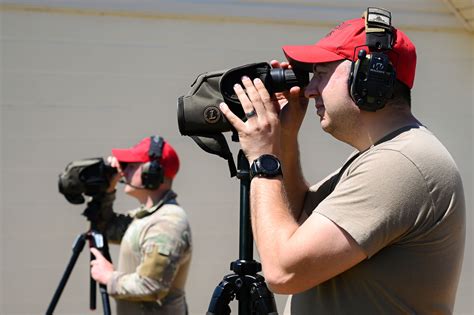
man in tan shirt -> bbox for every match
[219,8,465,314]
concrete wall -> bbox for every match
[1,7,472,315]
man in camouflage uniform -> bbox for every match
[90,136,192,315]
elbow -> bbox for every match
[263,262,324,295]
[263,267,300,295]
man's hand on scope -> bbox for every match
[219,60,309,162]
[106,156,124,193]
[270,60,309,139]
[219,74,282,162]
[90,248,114,285]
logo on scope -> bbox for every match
[204,106,221,124]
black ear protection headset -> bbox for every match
[348,7,396,111]
[141,136,165,190]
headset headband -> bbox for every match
[364,7,394,51]
[149,136,164,161]
[348,7,396,111]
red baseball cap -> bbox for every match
[112,136,180,179]
[282,17,417,88]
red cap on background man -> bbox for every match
[282,17,417,89]
[112,136,180,179]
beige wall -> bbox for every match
[1,7,472,315]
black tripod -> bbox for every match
[207,150,278,315]
[46,198,112,315]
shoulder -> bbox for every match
[147,203,191,235]
[158,204,189,222]
[350,127,462,191]
[345,147,424,191]
[140,204,192,250]
[369,126,459,171]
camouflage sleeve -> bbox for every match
[95,191,133,244]
[107,210,191,301]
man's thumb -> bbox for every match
[90,247,102,259]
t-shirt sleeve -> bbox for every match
[314,149,431,258]
[302,170,340,216]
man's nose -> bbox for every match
[304,77,319,99]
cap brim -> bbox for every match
[111,149,147,163]
[282,45,346,71]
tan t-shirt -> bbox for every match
[287,126,465,314]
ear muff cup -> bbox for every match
[141,136,164,190]
[348,50,396,112]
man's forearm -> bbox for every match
[280,135,309,220]
[107,271,169,301]
[95,191,132,243]
[250,177,299,282]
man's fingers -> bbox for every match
[233,82,255,115]
[236,76,264,116]
[289,86,309,108]
[90,247,103,259]
[289,86,301,104]
[219,103,245,130]
[270,60,281,69]
[241,77,267,118]
[270,60,290,69]
[253,78,276,114]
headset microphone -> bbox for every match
[119,177,147,190]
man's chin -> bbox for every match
[320,120,334,134]
[319,118,329,130]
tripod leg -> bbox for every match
[235,276,252,315]
[207,273,278,315]
[89,251,96,310]
[88,266,112,315]
[207,274,240,315]
[248,275,278,315]
[98,284,111,315]
[46,234,87,315]
[89,231,112,315]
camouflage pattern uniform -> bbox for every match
[97,190,192,315]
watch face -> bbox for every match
[260,155,279,172]
[251,154,282,179]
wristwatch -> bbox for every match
[250,154,282,180]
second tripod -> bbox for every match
[207,150,278,315]
[46,199,112,315]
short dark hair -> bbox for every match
[387,80,411,109]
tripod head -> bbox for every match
[81,195,103,224]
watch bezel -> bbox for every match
[250,154,282,179]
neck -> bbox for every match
[134,179,173,208]
[144,189,170,208]
[352,107,421,151]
